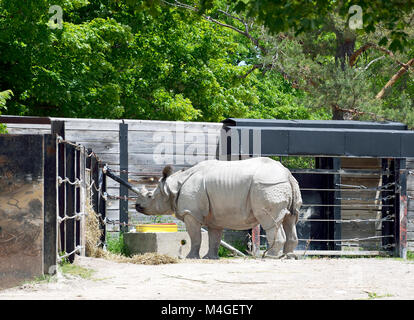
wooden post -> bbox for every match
[79,148,86,256]
[119,122,129,233]
[91,155,99,214]
[52,121,66,257]
[43,134,57,274]
[98,162,107,245]
[65,144,76,263]
[75,148,81,251]
[396,158,408,258]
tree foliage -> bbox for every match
[0,0,319,122]
[0,0,413,127]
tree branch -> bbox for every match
[161,0,268,55]
[332,104,392,122]
[376,57,414,99]
[350,42,412,71]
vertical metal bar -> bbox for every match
[333,157,341,250]
[79,148,86,256]
[119,122,129,233]
[52,121,66,257]
[315,157,331,250]
[65,144,75,263]
[396,158,407,258]
[91,155,99,214]
[43,134,57,275]
[98,162,107,245]
[381,159,392,250]
[75,148,81,249]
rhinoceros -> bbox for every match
[135,157,302,259]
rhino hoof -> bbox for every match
[285,253,298,260]
[203,255,219,260]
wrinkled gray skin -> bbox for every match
[135,157,302,259]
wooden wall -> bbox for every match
[5,118,223,232]
[4,118,414,251]
[340,158,382,251]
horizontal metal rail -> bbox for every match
[302,203,393,207]
[301,188,393,192]
[336,195,395,201]
[297,235,393,242]
[290,168,390,176]
[298,214,394,223]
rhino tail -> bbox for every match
[288,173,302,219]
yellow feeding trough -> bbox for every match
[136,223,178,233]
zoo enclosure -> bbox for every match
[2,115,414,264]
[223,118,414,257]
[0,117,108,289]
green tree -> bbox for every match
[0,89,12,133]
[159,1,414,126]
[0,0,321,121]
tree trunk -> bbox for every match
[333,30,356,120]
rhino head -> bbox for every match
[135,165,176,216]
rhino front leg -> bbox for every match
[203,227,222,260]
[184,214,202,259]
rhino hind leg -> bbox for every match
[203,227,223,260]
[263,224,286,257]
[253,206,289,258]
[282,213,299,256]
[184,214,202,259]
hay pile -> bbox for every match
[85,199,178,265]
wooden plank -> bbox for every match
[97,153,216,166]
[406,158,414,168]
[63,120,121,131]
[341,210,384,221]
[340,158,383,252]
[6,122,51,129]
[407,177,414,191]
[65,130,119,142]
[72,142,119,154]
[129,131,220,144]
[65,144,76,263]
[55,118,222,132]
[341,157,381,169]
[125,120,222,132]
[128,142,219,155]
[43,134,57,275]
[5,127,51,135]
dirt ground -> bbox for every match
[1,256,413,300]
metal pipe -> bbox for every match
[103,166,141,195]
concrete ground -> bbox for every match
[1,256,414,300]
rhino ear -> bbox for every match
[161,173,181,199]
[162,165,173,179]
